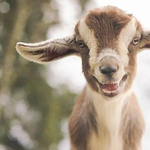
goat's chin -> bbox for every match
[98,74,128,99]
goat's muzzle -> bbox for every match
[95,55,127,98]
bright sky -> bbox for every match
[47,0,150,149]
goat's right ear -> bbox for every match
[16,36,79,64]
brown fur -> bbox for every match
[85,6,131,52]
[69,87,98,150]
[121,93,145,150]
[69,90,145,150]
[80,46,99,92]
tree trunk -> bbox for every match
[0,0,30,116]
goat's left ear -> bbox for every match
[16,36,79,64]
[140,31,150,50]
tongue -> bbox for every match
[103,83,118,91]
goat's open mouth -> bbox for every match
[99,74,128,97]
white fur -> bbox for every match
[117,18,137,67]
[78,19,98,70]
[87,86,129,150]
[94,48,125,84]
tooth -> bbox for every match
[102,89,112,94]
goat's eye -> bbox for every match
[77,40,85,48]
[132,38,140,45]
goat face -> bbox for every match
[16,6,150,99]
[76,6,142,98]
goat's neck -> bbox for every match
[87,85,130,134]
[87,86,130,150]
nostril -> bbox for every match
[100,65,118,75]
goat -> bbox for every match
[16,6,150,150]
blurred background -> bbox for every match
[0,0,150,150]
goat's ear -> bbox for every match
[140,31,150,50]
[16,36,79,64]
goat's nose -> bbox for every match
[100,65,118,75]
